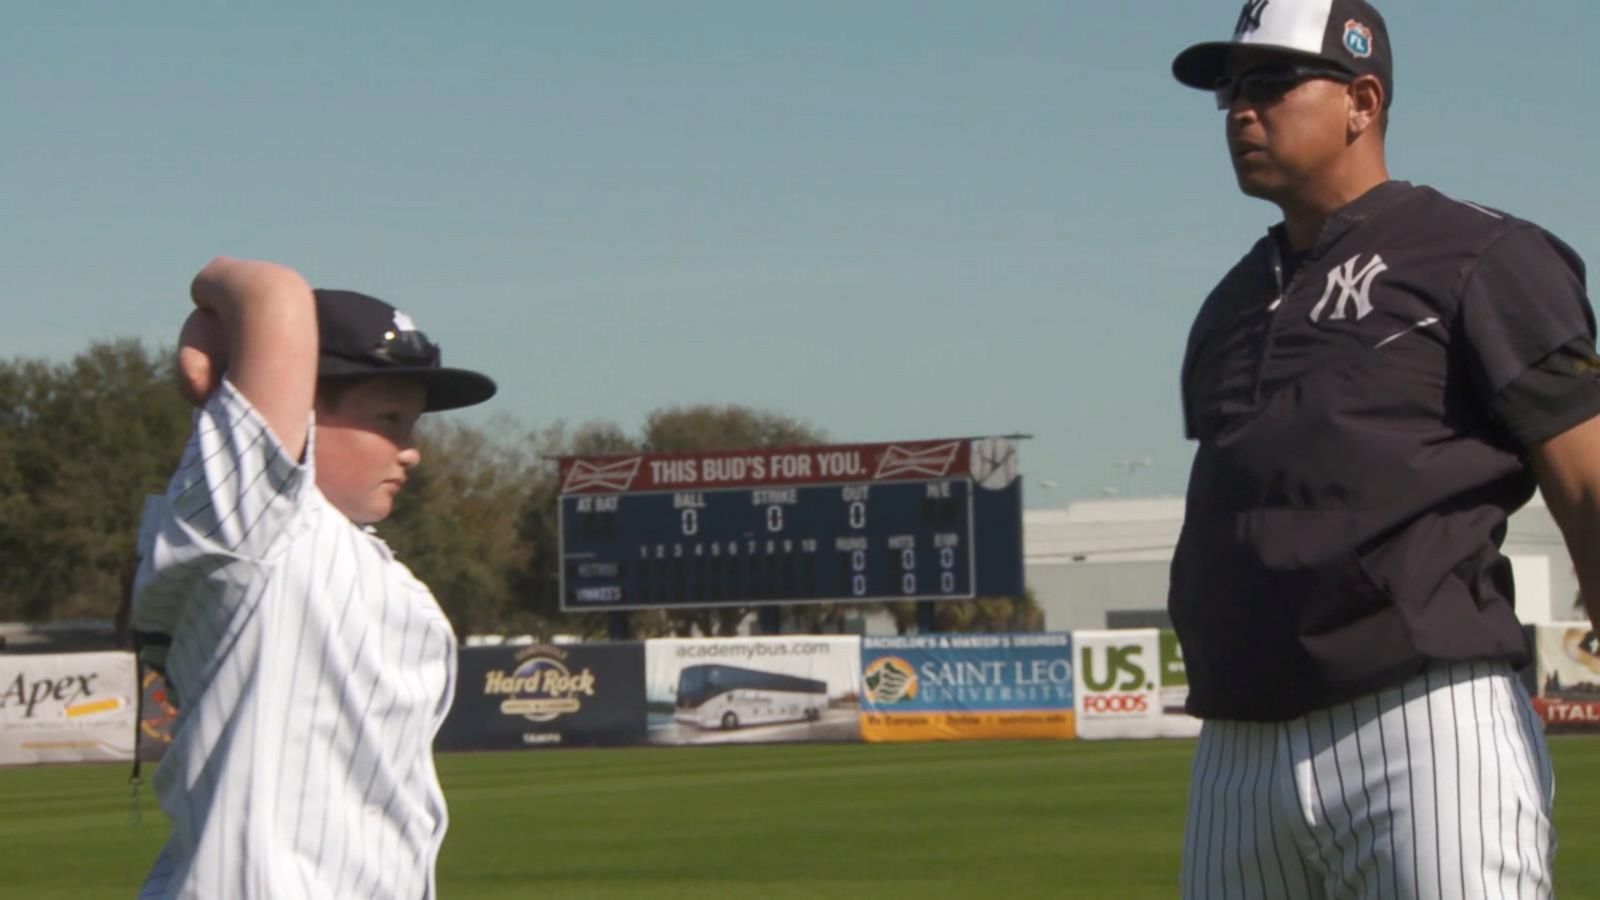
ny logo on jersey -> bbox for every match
[1310,253,1388,323]
[1234,0,1269,37]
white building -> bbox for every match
[1025,496,1576,633]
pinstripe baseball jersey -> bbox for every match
[131,379,458,900]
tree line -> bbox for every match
[0,340,1040,638]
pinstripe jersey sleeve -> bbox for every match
[132,380,315,640]
[169,378,313,559]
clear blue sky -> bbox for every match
[3,1,1595,504]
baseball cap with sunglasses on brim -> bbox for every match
[1212,63,1357,110]
[314,288,497,413]
[1172,0,1394,109]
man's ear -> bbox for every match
[1348,75,1386,138]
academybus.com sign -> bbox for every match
[859,633,1074,742]
[644,636,862,745]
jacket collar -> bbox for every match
[1268,180,1414,259]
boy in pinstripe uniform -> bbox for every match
[1169,1,1599,897]
[130,258,495,898]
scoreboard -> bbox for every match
[557,438,1024,612]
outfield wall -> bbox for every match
[4,623,1595,765]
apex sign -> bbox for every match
[1,671,99,719]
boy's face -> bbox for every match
[314,377,426,524]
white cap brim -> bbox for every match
[1172,40,1349,90]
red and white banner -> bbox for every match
[557,439,975,494]
[1,651,138,766]
[1531,696,1600,730]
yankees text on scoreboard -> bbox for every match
[556,438,1025,611]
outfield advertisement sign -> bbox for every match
[437,643,647,750]
[0,651,138,766]
[1156,629,1202,739]
[645,636,861,745]
[859,633,1074,741]
[1531,622,1600,734]
[1070,629,1200,740]
[1074,630,1165,740]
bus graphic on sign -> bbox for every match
[673,664,828,731]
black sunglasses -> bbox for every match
[1214,64,1355,110]
[369,328,441,368]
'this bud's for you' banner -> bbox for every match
[0,652,138,766]
[436,643,647,750]
[859,633,1074,742]
[1074,629,1199,740]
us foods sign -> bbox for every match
[1077,631,1159,719]
[1072,630,1200,740]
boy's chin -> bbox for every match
[340,496,393,526]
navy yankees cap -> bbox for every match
[1173,0,1394,107]
[314,288,497,412]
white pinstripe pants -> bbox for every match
[1181,661,1556,900]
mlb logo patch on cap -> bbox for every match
[1343,19,1374,59]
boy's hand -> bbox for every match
[177,308,228,407]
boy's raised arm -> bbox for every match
[182,257,318,459]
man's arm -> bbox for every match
[183,257,317,460]
[1529,413,1600,632]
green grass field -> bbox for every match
[3,737,1596,899]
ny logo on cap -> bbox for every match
[1310,254,1388,323]
[1234,0,1270,37]
[391,311,418,333]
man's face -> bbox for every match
[315,377,426,524]
[1221,49,1355,202]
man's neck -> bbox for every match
[1277,160,1391,251]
